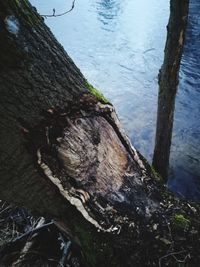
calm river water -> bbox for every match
[31,0,200,200]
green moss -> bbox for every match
[85,81,110,104]
[13,0,42,27]
[24,6,42,27]
[14,0,20,6]
[172,214,190,230]
[13,0,22,10]
[151,165,162,181]
[74,225,97,266]
[74,224,117,267]
[26,15,37,26]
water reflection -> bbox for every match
[96,0,121,29]
[30,0,200,199]
[168,0,200,199]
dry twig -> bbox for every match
[41,0,76,18]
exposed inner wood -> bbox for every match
[1,2,199,267]
[27,105,159,231]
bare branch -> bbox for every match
[159,251,186,267]
[41,0,76,18]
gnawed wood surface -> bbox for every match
[0,1,200,266]
[0,0,159,227]
[26,104,159,233]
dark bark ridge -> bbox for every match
[0,1,200,266]
[0,0,159,226]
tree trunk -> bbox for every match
[0,1,199,266]
[152,0,189,179]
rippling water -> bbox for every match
[168,0,200,199]
[31,0,200,199]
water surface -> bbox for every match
[168,0,200,199]
[31,0,200,199]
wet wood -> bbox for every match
[153,0,189,179]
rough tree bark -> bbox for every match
[153,0,189,180]
[0,1,199,266]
